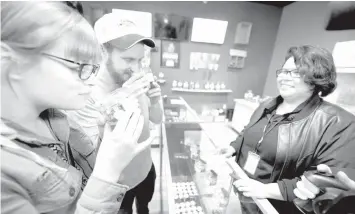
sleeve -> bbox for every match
[313,118,355,169]
[277,177,300,201]
[277,116,355,202]
[1,174,129,214]
[77,176,129,213]
[149,98,163,124]
[1,175,39,214]
[230,132,244,156]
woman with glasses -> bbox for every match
[1,2,153,214]
[220,45,355,214]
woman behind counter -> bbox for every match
[1,2,153,214]
[221,45,355,214]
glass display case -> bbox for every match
[160,96,279,214]
[164,123,233,214]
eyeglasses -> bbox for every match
[276,68,302,78]
[41,53,100,80]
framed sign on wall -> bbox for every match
[161,40,180,68]
[228,49,247,69]
[234,22,253,44]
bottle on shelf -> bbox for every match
[222,104,227,112]
[172,80,178,88]
[215,82,221,90]
[177,81,183,88]
[204,82,210,90]
[183,81,189,89]
[210,82,215,90]
[195,82,200,89]
[158,72,164,79]
[190,81,195,89]
[220,82,226,90]
[244,90,254,101]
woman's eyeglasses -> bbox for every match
[41,53,100,80]
[276,68,302,78]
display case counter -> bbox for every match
[160,96,278,214]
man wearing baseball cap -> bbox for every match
[67,13,163,214]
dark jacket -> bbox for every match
[231,95,355,213]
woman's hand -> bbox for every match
[147,81,162,105]
[92,107,152,184]
[234,178,269,199]
[294,164,355,200]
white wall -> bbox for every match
[83,1,282,109]
[263,1,355,97]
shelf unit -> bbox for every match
[172,88,233,93]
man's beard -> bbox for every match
[106,58,133,87]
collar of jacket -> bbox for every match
[1,109,70,147]
[254,93,323,125]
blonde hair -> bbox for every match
[1,1,103,65]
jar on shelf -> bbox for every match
[183,81,189,89]
[210,82,215,90]
[244,90,254,100]
[204,82,210,90]
[215,82,221,90]
[178,81,183,88]
[172,80,178,88]
[220,83,226,90]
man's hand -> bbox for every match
[147,81,162,105]
[294,164,355,200]
[95,73,149,123]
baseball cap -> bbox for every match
[94,13,155,50]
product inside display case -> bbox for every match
[164,122,234,214]
[161,96,279,214]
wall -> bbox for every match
[263,1,355,97]
[82,1,282,110]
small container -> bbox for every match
[183,81,189,89]
[220,83,226,89]
[215,82,221,90]
[204,82,210,90]
[178,81,183,88]
[210,82,215,90]
[208,170,218,186]
[172,80,178,88]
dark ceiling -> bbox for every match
[253,1,295,8]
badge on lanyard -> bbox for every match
[243,151,261,175]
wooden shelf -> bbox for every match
[172,88,232,93]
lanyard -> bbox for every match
[254,113,284,153]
